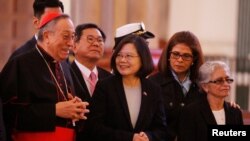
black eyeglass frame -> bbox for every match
[170,51,194,61]
[83,35,104,45]
[208,78,234,85]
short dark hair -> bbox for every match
[111,35,154,78]
[74,23,106,42]
[158,31,204,82]
[33,0,64,19]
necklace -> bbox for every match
[36,45,68,101]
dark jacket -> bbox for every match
[149,72,204,141]
[178,96,243,141]
[87,75,167,141]
[8,36,37,60]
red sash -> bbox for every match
[13,126,75,141]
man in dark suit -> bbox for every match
[71,23,111,141]
[71,23,111,102]
[8,0,64,60]
[0,13,89,141]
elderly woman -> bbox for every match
[178,61,243,141]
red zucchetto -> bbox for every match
[39,12,62,29]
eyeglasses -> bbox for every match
[49,31,75,41]
[116,53,139,61]
[170,51,193,61]
[84,35,104,45]
[208,78,234,85]
[62,34,75,41]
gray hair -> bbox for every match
[37,14,70,41]
[198,61,231,85]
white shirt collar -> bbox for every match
[171,70,192,93]
[74,59,98,78]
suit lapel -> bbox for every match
[200,97,217,125]
[115,76,134,130]
[224,102,233,124]
[97,67,106,80]
[134,78,150,130]
[71,61,91,98]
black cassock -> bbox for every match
[0,46,85,140]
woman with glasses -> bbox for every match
[87,35,167,141]
[149,31,204,141]
[178,61,243,141]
